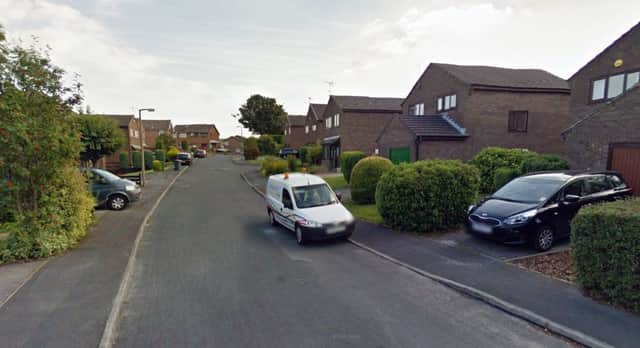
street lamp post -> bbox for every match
[138,108,155,187]
[237,125,243,137]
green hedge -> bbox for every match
[152,160,163,172]
[340,151,366,183]
[376,160,480,232]
[144,150,154,170]
[350,156,394,204]
[572,199,640,312]
[132,151,142,169]
[244,137,259,160]
[119,152,129,169]
[521,154,569,173]
[470,147,534,192]
[302,144,322,165]
[155,149,166,163]
[493,166,521,190]
[261,157,289,176]
[286,155,300,172]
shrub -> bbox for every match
[340,151,366,183]
[470,147,536,192]
[244,137,259,160]
[261,157,289,176]
[181,140,189,151]
[132,151,142,169]
[572,199,640,312]
[521,154,569,174]
[152,160,163,172]
[144,150,154,170]
[286,155,299,172]
[376,160,480,232]
[119,152,129,169]
[167,147,180,161]
[257,135,277,156]
[493,166,521,190]
[155,149,166,163]
[270,134,284,145]
[306,144,323,165]
[299,147,309,164]
[350,156,394,204]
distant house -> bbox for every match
[174,124,220,151]
[377,63,570,163]
[100,114,144,171]
[142,119,173,149]
[562,22,640,194]
[284,115,306,148]
[223,135,245,154]
[321,95,403,168]
[303,103,327,145]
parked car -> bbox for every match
[177,152,192,165]
[266,173,354,245]
[466,171,632,251]
[278,147,299,158]
[89,168,141,211]
[194,149,207,158]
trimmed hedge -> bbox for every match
[521,154,569,173]
[144,150,154,170]
[350,156,394,204]
[244,137,259,160]
[119,152,129,169]
[340,151,366,183]
[155,149,166,163]
[493,166,521,190]
[261,157,289,176]
[572,199,640,312]
[376,160,480,232]
[132,151,142,169]
[470,147,535,192]
[152,160,163,172]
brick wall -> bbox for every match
[376,116,416,160]
[285,126,306,148]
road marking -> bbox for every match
[98,167,188,348]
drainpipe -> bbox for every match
[414,136,420,162]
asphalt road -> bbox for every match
[114,156,568,348]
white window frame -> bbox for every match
[334,113,340,127]
[312,124,317,132]
[437,98,443,112]
[305,125,309,134]
[326,118,332,129]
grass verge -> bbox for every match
[344,202,383,224]
[324,175,348,191]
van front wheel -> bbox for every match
[296,226,306,246]
[269,210,278,226]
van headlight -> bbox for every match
[297,219,322,228]
[504,209,537,225]
[125,185,137,191]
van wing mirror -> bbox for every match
[563,194,580,204]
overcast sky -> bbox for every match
[1,0,638,137]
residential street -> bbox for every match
[113,156,567,348]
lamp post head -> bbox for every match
[139,108,155,112]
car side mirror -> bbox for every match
[564,194,580,204]
[336,193,343,202]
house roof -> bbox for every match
[142,119,172,131]
[399,114,468,138]
[100,114,134,128]
[286,115,307,127]
[332,95,403,112]
[433,63,569,91]
[309,103,327,121]
[223,135,246,142]
[174,124,218,134]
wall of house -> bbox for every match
[418,140,469,160]
[376,116,417,161]
[304,109,323,145]
[341,112,398,155]
[285,126,306,148]
[209,128,220,150]
[227,138,244,154]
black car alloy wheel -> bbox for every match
[108,194,127,211]
[532,225,555,251]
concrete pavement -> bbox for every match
[114,156,567,347]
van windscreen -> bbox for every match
[292,184,336,209]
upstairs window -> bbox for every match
[312,124,317,132]
[590,70,640,102]
[508,111,528,132]
[305,125,309,134]
[325,118,332,129]
[437,94,456,112]
[334,113,340,127]
[410,103,424,115]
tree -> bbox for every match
[155,133,175,150]
[77,115,125,167]
[257,135,277,156]
[181,140,189,151]
[238,94,287,134]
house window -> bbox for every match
[437,94,456,112]
[326,118,332,129]
[437,98,443,112]
[590,70,640,102]
[334,113,340,127]
[626,72,639,90]
[312,124,316,132]
[130,129,134,137]
[592,79,606,100]
[158,130,165,135]
[607,74,625,99]
[410,103,424,115]
[179,133,187,138]
[305,125,309,134]
[508,111,528,132]
[450,95,457,108]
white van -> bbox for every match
[266,173,355,245]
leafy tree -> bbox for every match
[257,135,277,155]
[238,94,287,134]
[77,115,125,167]
[155,133,175,150]
[181,140,189,151]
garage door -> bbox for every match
[389,147,410,164]
[609,143,640,196]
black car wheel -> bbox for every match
[530,225,555,251]
[108,194,128,211]
[268,210,278,226]
[295,225,306,246]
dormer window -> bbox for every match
[409,103,424,115]
[590,70,640,102]
[437,94,456,112]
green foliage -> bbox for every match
[132,151,142,169]
[470,147,536,192]
[144,150,154,170]
[350,156,394,204]
[571,199,640,312]
[493,167,521,190]
[376,160,480,232]
[244,137,259,160]
[238,94,287,134]
[77,115,125,166]
[269,134,284,145]
[301,143,322,165]
[286,155,299,172]
[520,154,569,174]
[155,133,174,150]
[155,149,166,163]
[257,135,277,156]
[167,147,180,161]
[299,147,309,164]
[181,140,189,151]
[261,157,289,176]
[119,152,129,169]
[340,151,366,183]
[324,175,348,191]
[152,160,163,172]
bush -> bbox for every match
[261,157,289,176]
[340,151,366,183]
[470,147,536,192]
[167,147,180,161]
[521,154,569,174]
[132,151,142,169]
[270,134,284,145]
[350,156,394,204]
[119,152,129,169]
[572,199,640,312]
[181,140,189,151]
[152,160,163,172]
[376,160,480,232]
[144,150,154,170]
[257,135,277,156]
[493,167,521,190]
[244,137,259,160]
[299,147,309,164]
[302,143,322,165]
[286,155,299,172]
[155,149,166,163]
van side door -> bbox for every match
[280,188,296,231]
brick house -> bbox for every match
[377,63,570,163]
[223,136,245,154]
[303,103,326,145]
[100,114,145,171]
[320,95,403,169]
[562,22,640,194]
[142,119,173,149]
[174,124,220,151]
[284,115,306,148]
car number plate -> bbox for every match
[472,222,493,234]
[326,226,345,234]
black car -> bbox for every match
[194,149,207,158]
[177,152,193,165]
[466,171,632,251]
[278,147,299,158]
